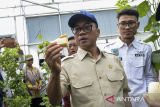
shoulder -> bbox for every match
[103,51,123,68]
[137,41,152,50]
[61,54,75,62]
[104,41,117,53]
[104,41,116,48]
[137,40,151,47]
[103,51,119,60]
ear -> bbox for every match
[96,28,100,37]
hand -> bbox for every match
[144,95,160,107]
[45,42,63,75]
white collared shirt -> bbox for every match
[104,38,156,97]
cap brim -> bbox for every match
[156,3,160,21]
[68,14,95,27]
[26,57,33,61]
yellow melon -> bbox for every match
[147,82,160,101]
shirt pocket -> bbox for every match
[71,78,95,102]
[129,57,144,79]
[106,71,124,93]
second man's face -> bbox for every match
[67,39,78,55]
[118,15,139,40]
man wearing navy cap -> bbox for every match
[45,10,131,107]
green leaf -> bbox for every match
[143,34,159,43]
[152,50,160,71]
[144,21,152,31]
[37,34,43,40]
[144,14,156,31]
[137,1,150,17]
[115,0,131,12]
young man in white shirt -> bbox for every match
[104,9,157,107]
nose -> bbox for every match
[70,46,75,49]
[78,28,86,35]
[125,24,130,29]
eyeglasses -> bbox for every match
[68,44,78,48]
[72,24,93,35]
[118,21,138,29]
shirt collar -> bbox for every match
[116,37,125,48]
[77,47,105,61]
[131,39,141,49]
[117,37,140,49]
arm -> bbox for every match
[123,72,132,107]
[47,73,62,106]
[117,56,132,107]
[123,90,132,107]
[45,42,63,106]
[144,95,160,107]
[145,45,157,88]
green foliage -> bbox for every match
[37,34,43,41]
[143,33,159,43]
[0,48,31,107]
[144,14,156,32]
[38,41,50,54]
[41,62,51,79]
[40,95,52,107]
[4,96,31,107]
[115,0,131,12]
[137,1,150,17]
[152,50,160,71]
[38,40,56,107]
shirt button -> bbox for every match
[104,93,107,96]
[99,77,102,79]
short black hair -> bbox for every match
[68,36,75,41]
[117,9,139,20]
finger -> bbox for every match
[143,94,150,105]
[45,47,63,62]
[45,44,62,59]
[46,52,61,65]
[51,53,62,62]
[45,53,61,70]
[46,42,57,49]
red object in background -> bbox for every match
[63,94,71,107]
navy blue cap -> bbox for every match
[68,10,98,28]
